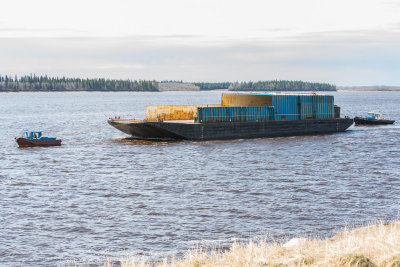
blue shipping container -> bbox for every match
[197,106,275,123]
[272,95,334,120]
[197,94,334,122]
[272,95,300,120]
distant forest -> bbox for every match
[0,74,336,92]
[0,75,158,92]
[195,81,336,91]
[229,80,336,91]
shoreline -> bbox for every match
[3,89,400,93]
[338,86,400,92]
[0,89,335,93]
[3,87,400,93]
[108,220,400,267]
[338,89,400,92]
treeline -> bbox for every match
[0,75,337,92]
[229,80,336,91]
[193,82,231,90]
[0,74,159,91]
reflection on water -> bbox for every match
[0,91,399,266]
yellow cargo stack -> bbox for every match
[146,104,220,121]
[221,94,273,107]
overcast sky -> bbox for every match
[1,0,400,85]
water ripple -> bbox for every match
[1,91,400,266]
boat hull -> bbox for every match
[16,138,62,147]
[108,118,354,141]
[354,117,395,125]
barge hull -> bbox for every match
[108,118,354,141]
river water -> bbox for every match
[1,91,399,266]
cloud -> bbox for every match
[0,26,90,38]
[0,29,399,85]
[95,64,145,70]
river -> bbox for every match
[1,91,399,266]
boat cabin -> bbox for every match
[23,131,43,139]
[22,131,56,140]
[365,112,382,120]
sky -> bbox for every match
[1,0,400,85]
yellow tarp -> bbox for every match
[221,94,273,107]
[146,104,220,121]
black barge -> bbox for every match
[108,118,354,141]
[108,93,354,141]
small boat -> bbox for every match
[354,112,395,126]
[15,131,62,147]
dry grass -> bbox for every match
[112,220,400,267]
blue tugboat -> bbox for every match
[354,112,395,126]
[15,131,62,147]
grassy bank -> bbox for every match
[112,220,400,267]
